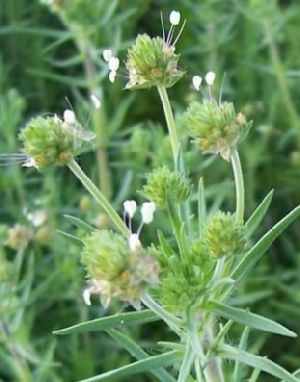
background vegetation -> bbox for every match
[1,0,300,380]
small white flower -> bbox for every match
[103,49,113,62]
[128,233,141,252]
[109,71,117,83]
[169,10,181,26]
[27,209,47,227]
[141,202,156,224]
[108,56,120,72]
[83,288,92,306]
[205,71,216,86]
[23,157,38,169]
[90,94,101,109]
[63,109,76,124]
[192,75,202,91]
[123,200,137,218]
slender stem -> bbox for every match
[177,341,195,382]
[68,159,128,236]
[204,325,225,382]
[141,293,182,334]
[157,85,180,166]
[230,149,245,225]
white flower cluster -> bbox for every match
[123,200,156,252]
[103,49,120,83]
[192,71,216,91]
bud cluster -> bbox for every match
[203,211,247,258]
[81,230,160,308]
[19,110,94,169]
[187,99,252,160]
[125,34,184,90]
[140,166,191,207]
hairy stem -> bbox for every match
[68,159,128,236]
[230,149,245,225]
[204,324,225,382]
[157,85,180,166]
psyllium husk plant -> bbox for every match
[19,10,300,382]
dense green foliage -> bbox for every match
[1,0,300,381]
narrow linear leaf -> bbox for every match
[64,214,96,234]
[232,206,300,282]
[76,351,181,382]
[56,230,82,245]
[53,310,158,335]
[198,177,206,238]
[245,190,274,237]
[233,327,250,382]
[220,345,299,382]
[211,302,296,337]
[108,330,176,382]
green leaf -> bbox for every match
[56,230,82,245]
[220,344,299,382]
[233,327,250,382]
[76,351,181,382]
[198,177,206,238]
[210,301,296,337]
[108,330,176,382]
[64,214,96,234]
[245,190,274,238]
[53,310,158,335]
[232,206,300,282]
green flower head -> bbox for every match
[81,230,160,308]
[19,110,95,169]
[125,34,184,90]
[140,166,191,207]
[187,99,252,160]
[203,211,247,258]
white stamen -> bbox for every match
[129,233,141,252]
[83,288,92,306]
[141,202,156,224]
[90,94,101,109]
[108,57,120,72]
[123,200,137,219]
[103,49,113,62]
[192,75,202,91]
[109,71,117,83]
[205,71,216,86]
[63,109,76,124]
[169,10,181,26]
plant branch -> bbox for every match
[230,148,245,225]
[68,159,128,236]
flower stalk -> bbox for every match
[230,149,245,225]
[68,159,128,236]
[157,85,180,166]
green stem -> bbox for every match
[230,149,245,225]
[177,342,195,382]
[157,86,180,166]
[68,159,128,236]
[204,324,225,382]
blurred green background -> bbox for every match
[1,0,300,381]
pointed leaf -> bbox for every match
[245,190,274,238]
[232,206,300,282]
[53,310,158,335]
[76,351,181,382]
[108,330,176,382]
[220,345,299,382]
[64,214,96,234]
[210,302,296,337]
